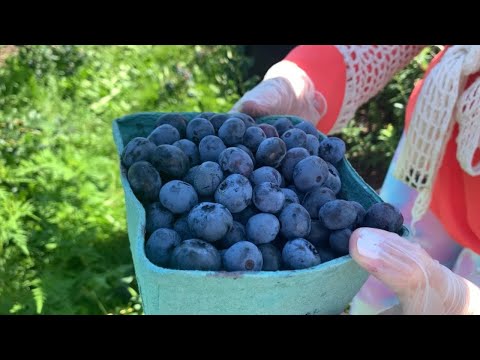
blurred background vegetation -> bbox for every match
[0,45,439,314]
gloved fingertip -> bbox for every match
[350,228,384,273]
[239,100,271,118]
[350,228,404,274]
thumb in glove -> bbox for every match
[231,60,327,125]
[350,228,480,315]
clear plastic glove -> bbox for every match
[350,228,480,315]
[231,60,327,125]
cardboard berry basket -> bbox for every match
[112,112,408,315]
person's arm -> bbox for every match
[286,45,425,133]
[233,45,425,134]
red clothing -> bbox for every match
[285,45,480,253]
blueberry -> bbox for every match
[197,112,216,120]
[223,241,263,271]
[318,137,346,164]
[305,134,320,156]
[306,220,331,248]
[323,163,341,195]
[209,114,230,132]
[183,165,199,185]
[301,187,336,219]
[214,174,252,213]
[281,188,300,207]
[256,137,287,168]
[186,117,215,143]
[173,215,195,241]
[235,144,256,167]
[250,166,282,187]
[232,206,259,226]
[362,203,404,233]
[217,221,246,249]
[145,228,181,268]
[293,156,329,193]
[258,123,279,138]
[329,228,352,256]
[229,112,256,129]
[187,202,233,242]
[159,180,199,214]
[279,204,311,239]
[258,243,282,271]
[280,147,310,183]
[198,135,226,163]
[246,213,280,244]
[127,161,162,204]
[155,113,187,138]
[121,137,156,168]
[148,124,181,146]
[295,121,318,136]
[151,144,190,179]
[192,161,224,197]
[282,238,321,270]
[350,201,366,228]
[171,239,222,271]
[281,128,307,150]
[219,249,228,262]
[145,202,175,235]
[253,182,285,213]
[218,117,246,146]
[286,185,306,203]
[218,147,254,177]
[243,126,266,152]
[317,247,337,263]
[173,139,200,166]
[273,117,294,136]
[319,200,357,230]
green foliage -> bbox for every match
[0,45,253,314]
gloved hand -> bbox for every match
[231,60,327,125]
[350,227,480,315]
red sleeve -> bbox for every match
[284,45,347,135]
[285,45,425,134]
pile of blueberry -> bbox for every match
[122,113,404,272]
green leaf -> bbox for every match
[31,285,45,314]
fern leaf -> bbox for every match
[31,286,46,314]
